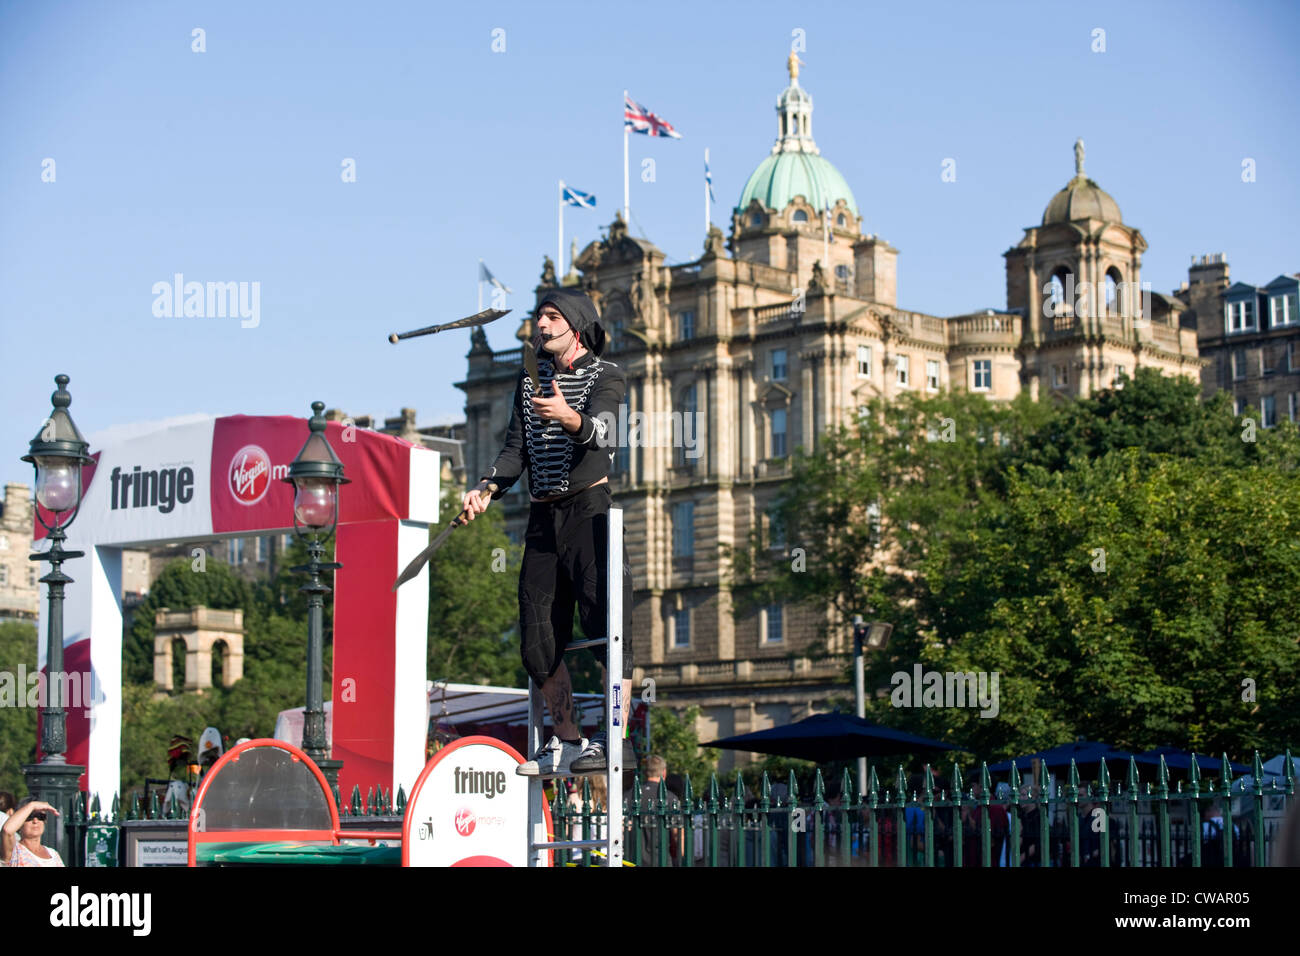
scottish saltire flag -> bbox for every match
[562,184,597,208]
[705,156,715,203]
[479,260,512,293]
[624,94,682,138]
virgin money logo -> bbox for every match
[454,808,476,837]
[229,445,272,505]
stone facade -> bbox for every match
[0,482,39,621]
[1180,255,1300,424]
[153,606,245,693]
[456,64,1207,769]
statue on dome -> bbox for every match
[540,255,557,288]
[1075,138,1086,178]
[787,50,803,83]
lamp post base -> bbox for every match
[311,758,344,801]
[22,761,85,861]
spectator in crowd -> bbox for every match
[1276,796,1300,866]
[567,775,608,864]
[626,755,682,866]
[1201,801,1240,867]
[961,781,1010,866]
[2,797,63,867]
[0,791,15,821]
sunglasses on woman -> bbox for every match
[29,811,46,821]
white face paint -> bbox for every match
[537,306,583,365]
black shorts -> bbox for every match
[518,483,634,685]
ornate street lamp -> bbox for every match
[282,401,348,791]
[20,374,93,855]
[852,615,894,801]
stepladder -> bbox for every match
[527,506,625,867]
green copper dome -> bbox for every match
[736,56,859,220]
[739,151,859,218]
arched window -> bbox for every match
[1105,267,1123,317]
[211,640,227,688]
[750,212,763,227]
[1047,269,1070,316]
[837,214,847,227]
[171,638,187,692]
[792,210,809,223]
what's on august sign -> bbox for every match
[402,737,546,867]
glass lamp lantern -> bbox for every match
[282,401,349,538]
[21,375,92,532]
[865,621,894,651]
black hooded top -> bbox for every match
[479,289,625,500]
[536,287,607,357]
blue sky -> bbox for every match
[2,0,1298,488]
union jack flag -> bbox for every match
[624,94,682,138]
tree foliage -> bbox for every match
[738,368,1300,762]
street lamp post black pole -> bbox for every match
[283,402,348,793]
[21,375,93,858]
[852,615,893,800]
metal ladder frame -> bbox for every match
[527,507,624,867]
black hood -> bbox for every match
[536,288,606,357]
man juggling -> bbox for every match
[460,288,634,776]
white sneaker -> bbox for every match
[516,735,588,777]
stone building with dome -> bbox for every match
[457,58,1202,767]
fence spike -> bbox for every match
[683,773,695,813]
[840,767,854,808]
[396,785,406,813]
[1188,752,1201,794]
[365,786,375,815]
[786,768,799,807]
[867,765,880,804]
[148,790,160,820]
[708,773,720,811]
[760,771,771,810]
[1251,751,1264,796]
[1009,763,1022,803]
[350,785,362,815]
[1157,755,1170,797]
[1126,756,1139,793]
[1218,753,1231,797]
[110,793,120,823]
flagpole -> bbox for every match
[558,180,565,280]
[822,200,830,280]
[704,147,710,237]
[622,90,630,224]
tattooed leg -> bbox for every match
[541,660,581,740]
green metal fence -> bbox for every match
[63,783,408,867]
[59,750,1295,867]
[549,751,1296,867]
